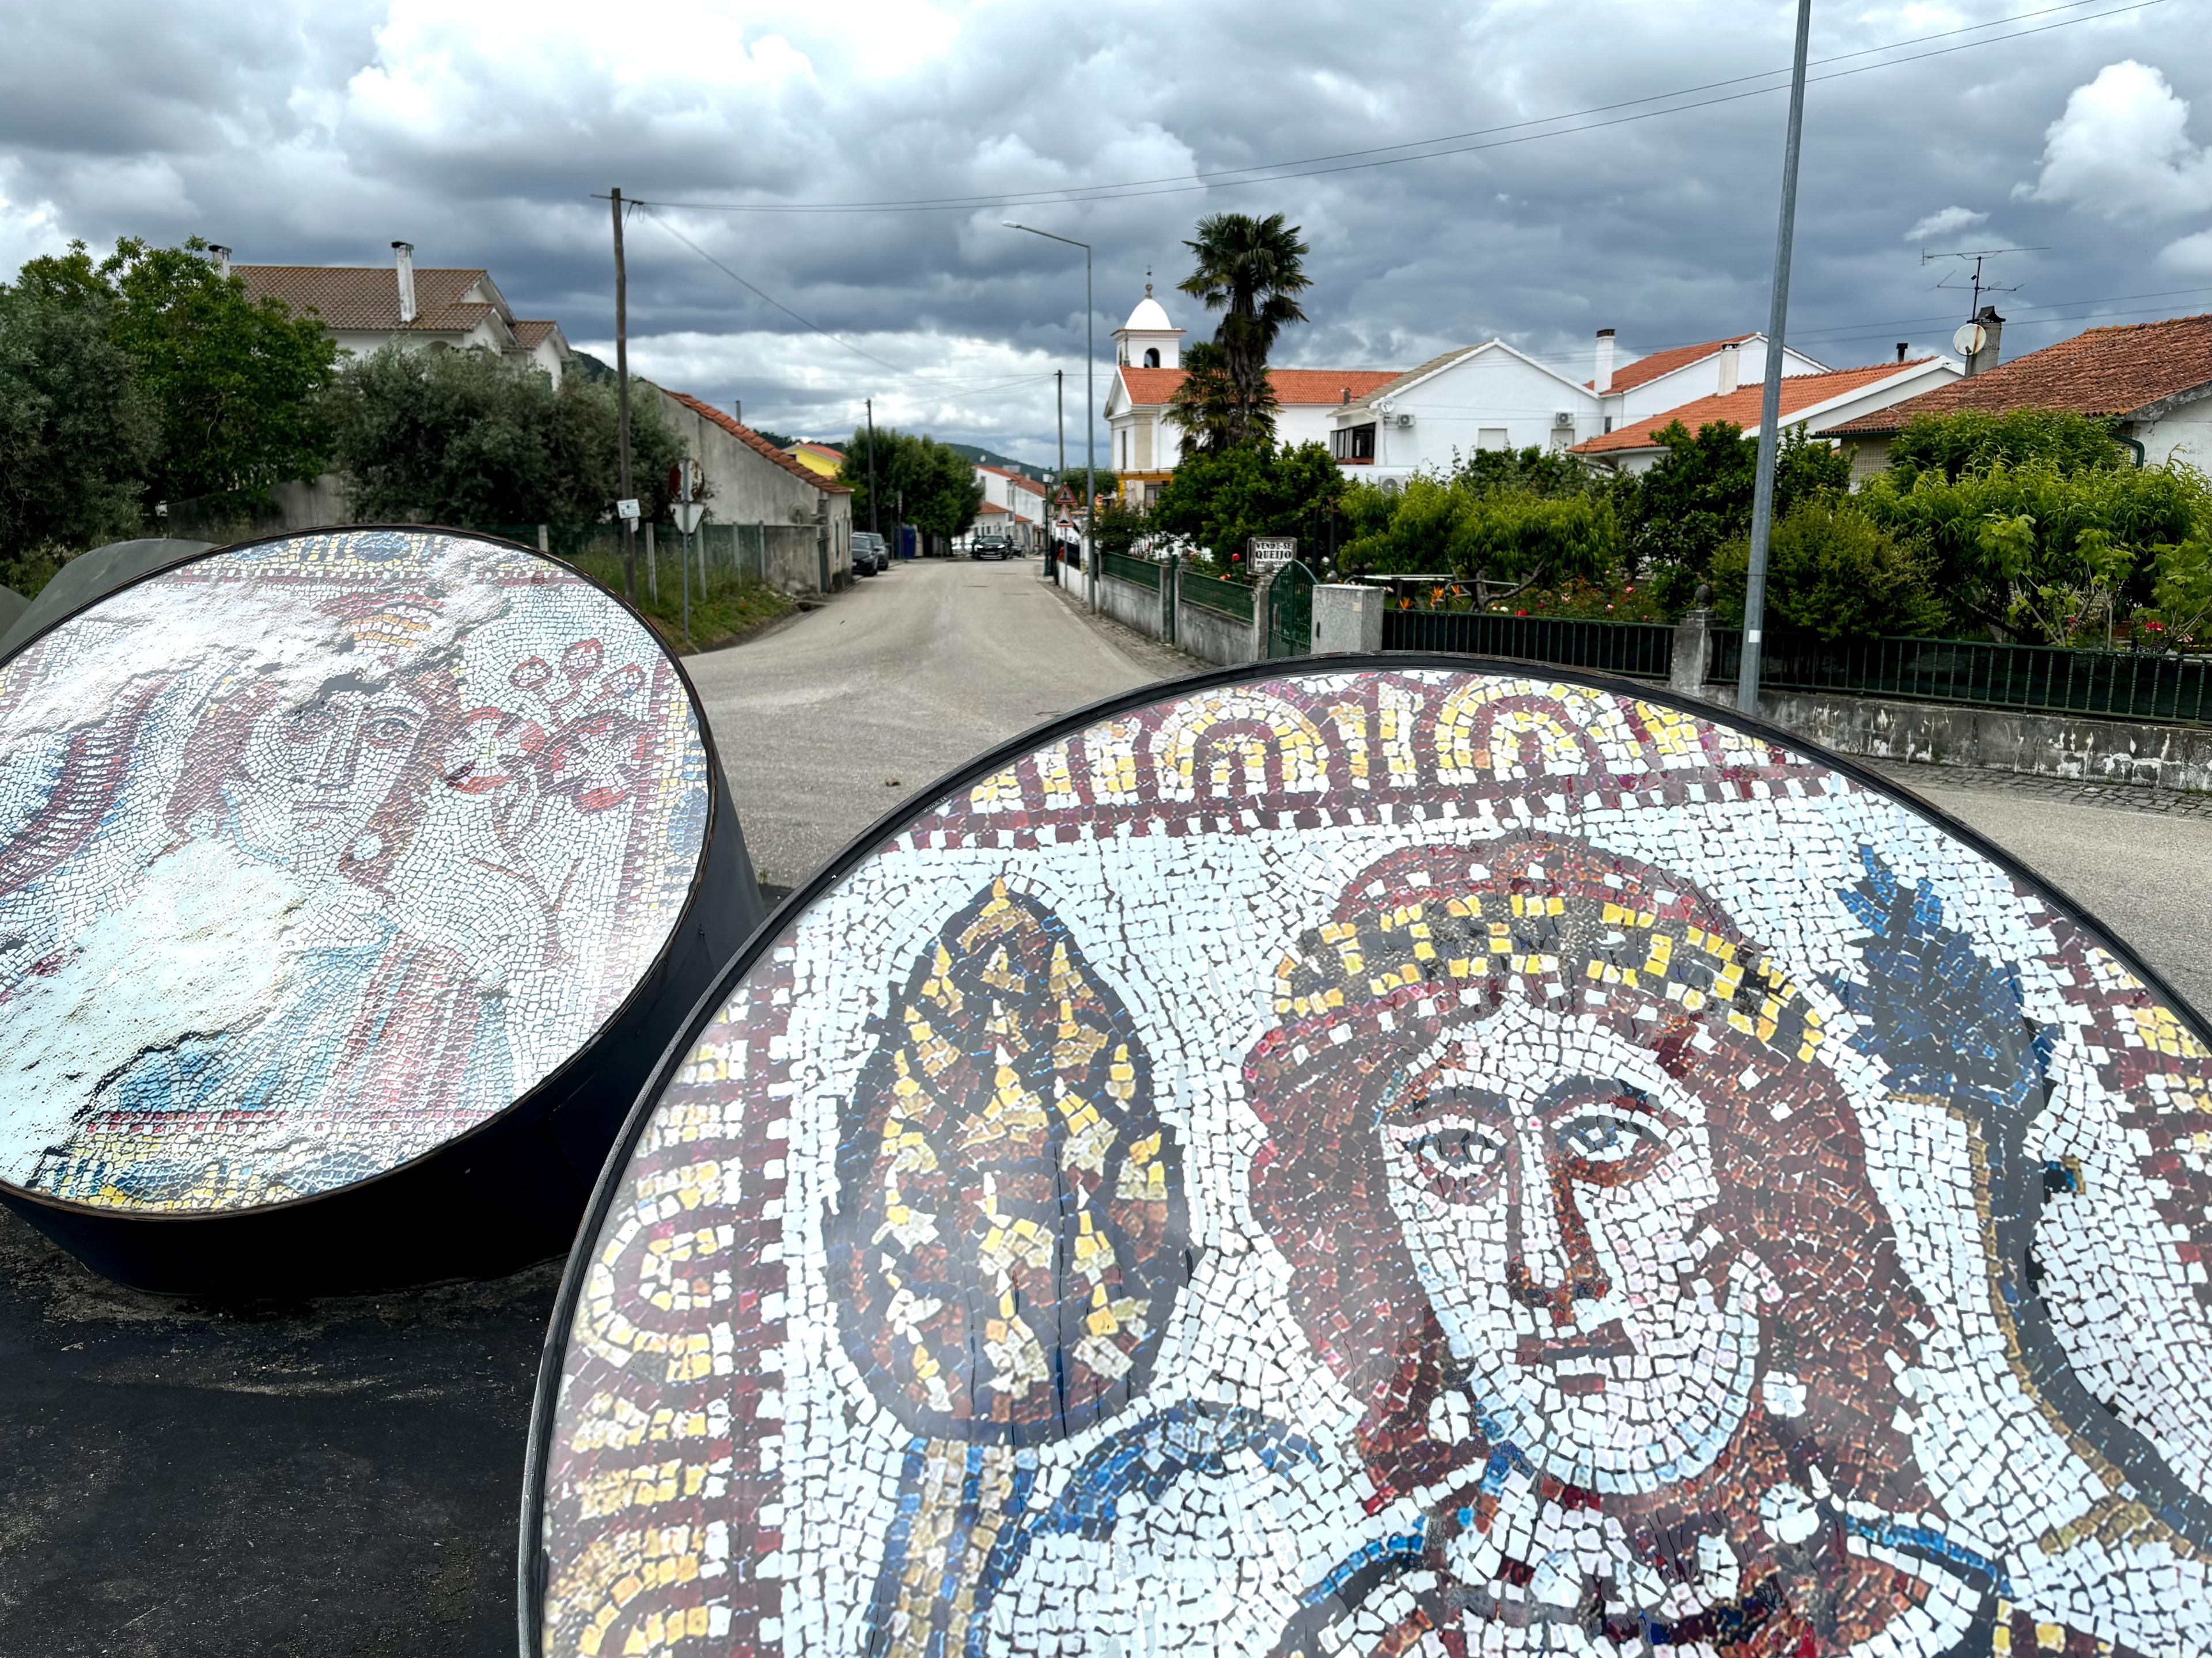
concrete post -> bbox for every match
[1670,607,1716,701]
[536,524,549,553]
[1313,583,1385,655]
[645,521,657,602]
[1164,556,1179,647]
[1249,571,1276,663]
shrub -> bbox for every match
[1709,501,1946,641]
[1885,408,2123,483]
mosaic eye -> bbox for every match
[1407,1121,1505,1185]
[362,713,419,749]
[1555,1109,1658,1164]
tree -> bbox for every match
[325,344,683,529]
[1336,475,1620,606]
[1885,408,2123,484]
[0,279,158,588]
[1857,456,2211,643]
[1166,340,1277,458]
[18,238,337,513]
[1177,213,1310,448]
[837,428,981,541]
[1707,500,1946,641]
[1620,420,1850,608]
[1149,441,1343,571]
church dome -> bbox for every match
[1121,292,1175,333]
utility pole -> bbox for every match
[612,186,637,603]
[866,397,880,538]
[1736,0,1812,717]
[1055,369,1066,574]
[1005,223,1094,609]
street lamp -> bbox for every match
[1005,222,1096,612]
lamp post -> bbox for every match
[1005,223,1095,612]
[1737,0,1815,715]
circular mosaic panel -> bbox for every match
[0,529,713,1217]
[528,662,2212,1658]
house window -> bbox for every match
[1332,423,1376,462]
[1477,427,1509,452]
[1143,347,1160,367]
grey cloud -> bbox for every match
[2,0,2205,461]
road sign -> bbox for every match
[673,502,706,534]
[616,498,641,521]
[1248,536,1296,574]
[1054,486,1078,508]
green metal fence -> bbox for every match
[1377,604,2212,726]
[1709,629,2212,724]
[1180,568,1255,624]
[1100,550,1161,591]
[1382,608,1675,679]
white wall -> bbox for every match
[2141,399,2212,468]
[1612,341,1827,424]
[1336,347,1599,480]
[650,384,850,592]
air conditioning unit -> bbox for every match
[1394,412,1414,429]
[1553,410,1576,427]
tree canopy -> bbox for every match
[838,427,984,541]
[18,237,336,513]
[1177,213,1310,449]
[1149,441,1343,570]
[0,279,159,588]
[325,344,684,529]
[1884,408,2123,484]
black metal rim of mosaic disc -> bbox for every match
[0,525,764,1297]
[514,648,2212,1655]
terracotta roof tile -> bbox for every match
[1573,361,1936,454]
[794,442,846,461]
[509,319,565,350]
[663,389,853,494]
[1593,336,1753,393]
[979,466,1050,495]
[1118,366,1400,408]
[1825,313,2212,436]
[233,265,498,333]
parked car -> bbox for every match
[850,532,887,576]
[969,534,1014,561]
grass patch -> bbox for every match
[562,553,797,653]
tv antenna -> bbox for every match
[1919,245,2043,317]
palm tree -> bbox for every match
[1166,340,1279,456]
[1176,213,1311,447]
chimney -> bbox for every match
[1717,340,1741,396]
[1896,342,1908,363]
[392,241,416,324]
[1594,328,1616,394]
[207,244,232,279]
[733,399,743,424]
[1965,305,2003,378]
[1340,388,1350,405]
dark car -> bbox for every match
[969,535,1014,561]
[850,532,887,576]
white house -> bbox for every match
[974,465,1049,549]
[1570,356,1964,474]
[1101,287,1399,506]
[1590,331,1830,429]
[229,242,572,384]
[1323,331,1840,483]
[1325,340,1605,480]
[1824,312,2212,476]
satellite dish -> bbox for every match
[525,658,2212,1658]
[0,526,765,1295]
[1953,321,1988,358]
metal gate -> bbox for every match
[1265,560,1315,659]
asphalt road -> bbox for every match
[686,555,1167,890]
[5,556,2210,1656]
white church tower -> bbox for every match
[1112,280,1184,369]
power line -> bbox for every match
[613,0,2168,217]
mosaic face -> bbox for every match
[531,666,2212,1658]
[0,529,711,1213]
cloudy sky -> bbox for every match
[3,0,2206,465]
